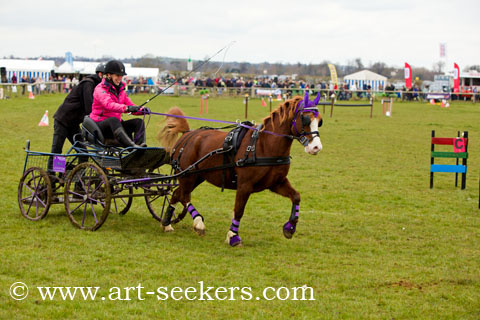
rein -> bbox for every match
[147,111,311,146]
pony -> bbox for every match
[158,92,323,246]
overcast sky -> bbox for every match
[1,0,479,70]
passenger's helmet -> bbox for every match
[104,60,127,76]
[95,63,105,74]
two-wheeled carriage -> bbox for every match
[18,117,187,231]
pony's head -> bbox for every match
[292,92,323,155]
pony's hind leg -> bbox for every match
[186,202,205,236]
[269,178,300,239]
[174,176,206,236]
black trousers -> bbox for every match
[48,119,85,173]
[50,119,81,155]
[96,117,145,144]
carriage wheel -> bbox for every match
[144,179,187,224]
[64,162,111,231]
[17,167,52,221]
[111,185,133,216]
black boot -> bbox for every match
[114,127,139,148]
[136,133,147,147]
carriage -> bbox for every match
[17,116,187,231]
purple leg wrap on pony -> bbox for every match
[283,204,299,239]
[229,219,242,246]
[187,204,203,221]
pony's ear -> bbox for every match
[304,91,309,105]
[313,92,321,105]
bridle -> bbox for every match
[291,92,322,147]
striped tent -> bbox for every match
[0,59,56,82]
[343,70,387,91]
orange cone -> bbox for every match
[38,110,49,126]
[277,94,282,101]
[261,98,266,107]
[29,91,35,99]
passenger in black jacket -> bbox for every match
[50,63,104,156]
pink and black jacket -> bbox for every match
[90,78,135,122]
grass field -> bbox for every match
[0,93,479,319]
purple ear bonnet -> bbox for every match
[296,92,320,117]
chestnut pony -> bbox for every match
[158,92,323,246]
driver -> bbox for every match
[89,60,147,147]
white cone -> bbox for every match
[38,110,49,126]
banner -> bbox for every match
[404,62,412,89]
[328,64,338,85]
[187,57,193,71]
[453,63,460,93]
[440,43,446,58]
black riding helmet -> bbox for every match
[104,60,127,76]
[95,63,105,74]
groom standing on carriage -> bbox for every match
[49,63,105,157]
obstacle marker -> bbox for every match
[29,91,35,99]
[330,97,374,118]
[261,98,266,107]
[199,89,209,114]
[430,130,468,189]
[38,110,49,126]
[382,98,393,117]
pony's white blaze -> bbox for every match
[304,118,322,154]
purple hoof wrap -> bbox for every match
[283,221,297,239]
[229,234,242,247]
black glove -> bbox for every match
[126,105,140,113]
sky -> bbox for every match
[1,0,479,70]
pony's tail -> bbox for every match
[157,106,190,153]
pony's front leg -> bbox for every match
[226,188,252,247]
[269,178,300,239]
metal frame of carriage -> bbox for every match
[17,123,190,231]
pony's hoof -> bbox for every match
[226,231,243,247]
[283,221,296,239]
[193,216,205,236]
[163,224,174,232]
[194,227,206,236]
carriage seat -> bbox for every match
[82,116,120,147]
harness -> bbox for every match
[291,98,321,147]
[170,122,290,191]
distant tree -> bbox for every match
[432,61,445,73]
[465,65,480,72]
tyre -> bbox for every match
[18,167,52,221]
[64,162,110,231]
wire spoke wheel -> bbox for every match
[64,162,110,231]
[18,167,52,221]
[110,184,133,216]
[144,175,186,224]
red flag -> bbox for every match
[404,62,412,89]
[453,63,460,93]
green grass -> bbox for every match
[1,93,479,319]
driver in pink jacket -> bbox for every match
[89,60,147,147]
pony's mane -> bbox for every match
[262,96,302,131]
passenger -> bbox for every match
[50,63,105,155]
[89,60,148,148]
